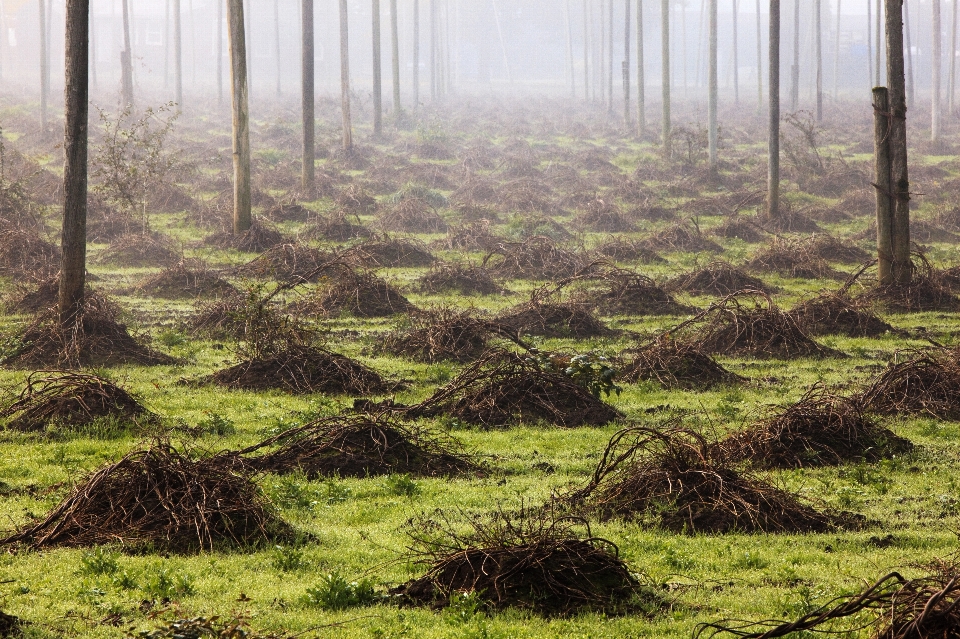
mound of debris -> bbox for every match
[300,267,416,317]
[0,371,151,432]
[576,267,695,316]
[484,236,588,280]
[415,261,506,296]
[642,222,723,253]
[379,308,493,363]
[746,238,847,280]
[266,201,314,223]
[94,233,180,268]
[342,237,436,268]
[620,339,746,389]
[592,237,665,264]
[711,216,765,243]
[204,218,288,253]
[391,506,654,616]
[801,234,872,264]
[574,199,637,232]
[240,415,482,478]
[494,299,609,338]
[133,262,237,299]
[721,387,913,468]
[760,209,822,233]
[0,443,290,551]
[0,225,60,280]
[665,261,776,296]
[210,344,387,395]
[789,292,894,337]
[857,261,960,312]
[4,277,96,315]
[377,198,448,233]
[434,221,504,252]
[859,349,960,420]
[334,184,377,216]
[410,350,622,428]
[568,426,841,533]
[312,212,372,241]
[235,244,336,282]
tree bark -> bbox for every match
[623,0,630,124]
[833,0,841,99]
[876,0,882,86]
[583,0,590,98]
[39,0,48,130]
[756,0,763,113]
[227,0,251,233]
[708,0,718,173]
[430,0,436,100]
[950,0,958,114]
[874,86,894,285]
[608,0,614,113]
[373,0,383,135]
[174,0,182,108]
[905,0,913,106]
[815,0,822,120]
[59,0,89,328]
[661,0,671,154]
[413,0,420,105]
[933,0,942,143]
[491,0,511,84]
[390,0,401,113]
[732,0,739,104]
[164,0,170,89]
[339,0,353,151]
[867,0,873,89]
[302,0,314,191]
[601,0,607,106]
[566,0,576,98]
[217,0,223,106]
[121,0,133,107]
[885,0,911,285]
[637,0,645,133]
[790,0,799,110]
[768,0,780,220]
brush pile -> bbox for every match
[643,222,723,253]
[205,218,288,253]
[494,299,609,338]
[379,308,493,363]
[575,267,695,316]
[410,350,622,428]
[721,387,913,469]
[620,339,746,389]
[133,261,237,299]
[665,261,775,295]
[0,443,289,551]
[376,197,448,233]
[789,292,894,337]
[574,199,637,232]
[415,261,506,295]
[342,237,436,268]
[711,216,765,243]
[568,426,839,533]
[0,224,60,279]
[334,184,377,215]
[0,371,150,432]
[312,212,372,241]
[802,233,872,264]
[484,236,587,280]
[434,221,504,251]
[592,236,665,263]
[94,233,180,268]
[746,238,846,280]
[210,344,387,395]
[302,267,416,317]
[4,277,95,315]
[858,259,960,312]
[235,244,336,282]
[391,506,652,616]
[239,415,481,478]
[859,349,960,420]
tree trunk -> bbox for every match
[876,0,882,86]
[373,0,383,135]
[339,0,353,151]
[833,0,841,98]
[661,0,670,154]
[933,0,942,143]
[302,0,314,191]
[756,0,763,113]
[732,0,739,104]
[815,0,822,120]
[950,0,958,114]
[217,0,223,106]
[430,0,436,100]
[413,0,420,105]
[59,0,90,328]
[867,0,873,89]
[39,0,48,131]
[600,0,607,106]
[566,0,576,97]
[768,0,780,220]
[121,0,133,107]
[885,0,911,285]
[790,0,799,110]
[391,0,401,113]
[608,0,614,113]
[90,2,97,90]
[583,0,590,98]
[491,0,511,84]
[174,0,182,107]
[708,0,718,173]
[637,0,645,133]
[164,0,170,89]
[874,86,894,284]
[274,0,282,96]
[227,0,251,233]
[623,0,630,123]
[905,0,914,106]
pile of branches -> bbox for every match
[575,267,695,316]
[721,386,913,469]
[620,339,746,389]
[4,277,94,315]
[574,199,637,232]
[642,222,723,253]
[496,178,556,213]
[235,244,336,282]
[210,344,387,395]
[205,218,288,253]
[303,266,416,318]
[133,261,237,299]
[789,292,894,337]
[342,236,436,268]
[0,224,60,280]
[494,298,609,338]
[695,564,960,639]
[592,237,665,264]
[2,295,175,368]
[0,443,290,551]
[312,212,372,241]
[334,184,377,216]
[409,350,622,428]
[760,208,822,233]
[858,257,960,312]
[390,506,654,616]
[376,197,448,233]
[415,261,506,295]
[801,233,872,264]
[665,261,775,296]
[746,238,846,280]
[711,216,765,243]
[483,236,587,280]
[566,426,839,533]
[238,415,482,478]
[94,232,180,268]
[859,349,960,420]
[378,308,494,363]
[434,221,504,251]
[677,292,839,359]
[266,201,313,223]
[0,371,151,432]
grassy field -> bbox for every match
[1,98,960,638]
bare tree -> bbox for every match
[59,0,90,327]
[950,0,958,114]
[623,0,630,124]
[661,0,671,154]
[566,0,576,98]
[39,0,48,130]
[867,0,873,88]
[302,0,314,191]
[391,0,401,114]
[227,0,251,233]
[905,0,914,106]
[933,0,943,143]
[815,0,822,120]
[174,0,182,107]
[768,0,780,220]
[340,0,353,151]
[430,0,437,100]
[637,0,645,134]
[373,0,383,135]
[756,0,763,112]
[876,0,882,86]
[413,0,420,106]
[217,0,223,106]
[608,0,614,113]
[121,0,133,107]
[833,0,841,99]
[584,0,590,98]
[882,0,910,285]
[708,0,718,174]
[790,0,799,110]
[732,0,739,104]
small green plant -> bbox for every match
[196,412,235,436]
[111,570,139,590]
[446,589,485,621]
[156,329,188,348]
[142,566,195,600]
[384,474,420,497]
[530,351,622,399]
[271,545,308,572]
[731,552,769,570]
[321,477,352,506]
[304,572,377,610]
[269,471,319,511]
[79,547,120,576]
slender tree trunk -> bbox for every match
[566,0,576,97]
[884,0,910,285]
[174,0,182,108]
[708,0,718,173]
[875,86,894,284]
[0,0,6,85]
[661,0,671,154]
[90,2,97,90]
[833,0,841,98]
[933,0,943,142]
[430,0,436,100]
[600,0,607,106]
[608,0,614,113]
[905,0,914,107]
[491,0,511,84]
[121,0,133,107]
[950,0,958,114]
[768,0,780,220]
[39,0,48,130]
[391,0,401,113]
[732,0,739,104]
[244,0,252,101]
[623,0,630,123]
[790,0,799,110]
[867,0,873,88]
[274,0,282,96]
[59,0,89,329]
[583,0,590,98]
[373,0,383,135]
[302,0,314,191]
[217,0,223,106]
[637,0,645,133]
[413,0,420,106]
[876,0,882,86]
[815,0,822,119]
[339,0,353,151]
[164,0,170,89]
[757,0,763,113]
[227,0,251,233]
